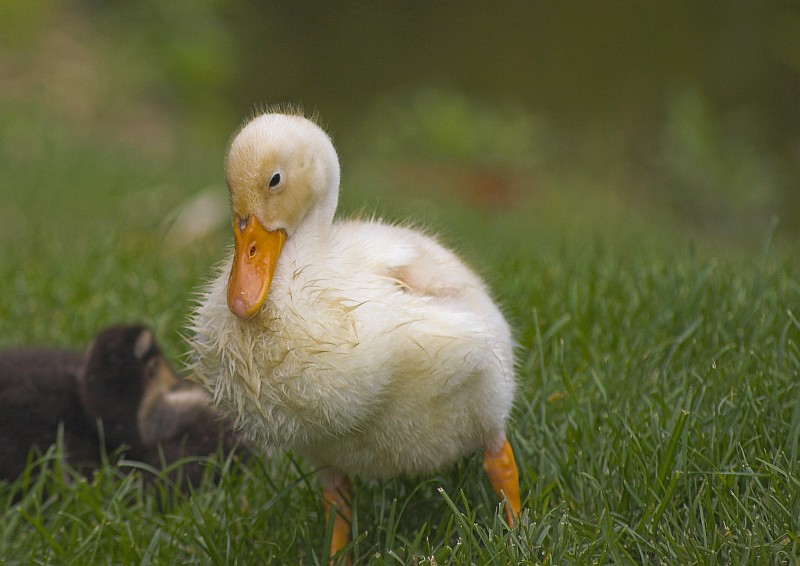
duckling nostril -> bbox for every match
[248,244,257,258]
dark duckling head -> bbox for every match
[78,324,180,452]
[78,324,249,488]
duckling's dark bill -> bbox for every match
[227,217,286,320]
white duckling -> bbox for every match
[190,110,521,561]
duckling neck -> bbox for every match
[281,194,337,265]
[292,182,339,243]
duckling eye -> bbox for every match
[268,172,282,190]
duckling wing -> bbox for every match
[331,219,515,393]
[334,220,489,302]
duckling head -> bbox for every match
[224,112,340,320]
[78,324,179,449]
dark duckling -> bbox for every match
[0,324,247,489]
[0,348,97,479]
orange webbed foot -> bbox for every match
[483,438,521,526]
[322,473,352,565]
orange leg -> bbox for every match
[483,438,521,526]
[322,473,352,565]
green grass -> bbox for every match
[1,104,800,564]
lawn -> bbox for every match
[1,103,799,564]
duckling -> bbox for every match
[80,324,246,487]
[0,324,244,489]
[0,348,97,480]
[190,110,521,561]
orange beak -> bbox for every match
[227,216,286,320]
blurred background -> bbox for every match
[1,0,798,255]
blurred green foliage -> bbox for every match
[645,89,783,237]
[0,0,797,244]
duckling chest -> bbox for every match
[238,272,400,437]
